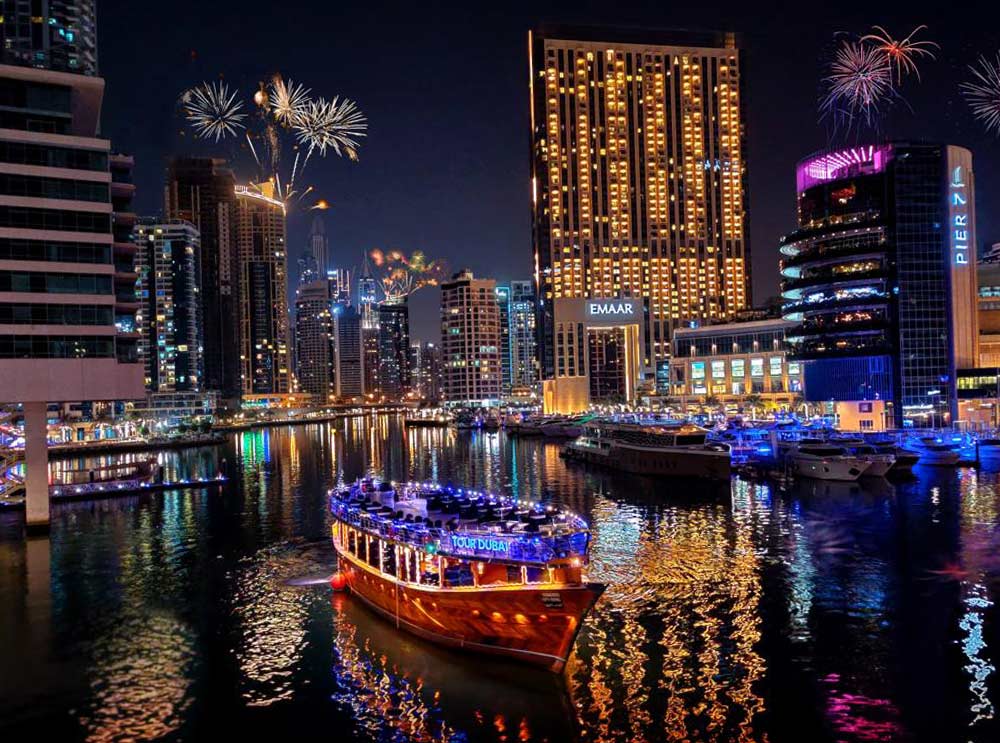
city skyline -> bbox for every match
[98,1,1000,340]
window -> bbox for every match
[769,357,783,376]
[731,359,745,377]
[691,361,705,380]
[750,358,764,377]
[711,360,726,379]
[859,402,873,413]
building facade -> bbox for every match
[357,251,379,395]
[779,143,979,427]
[377,300,410,399]
[495,285,513,396]
[0,61,143,528]
[530,26,749,413]
[294,279,333,398]
[133,219,201,392]
[0,1,98,76]
[509,280,538,391]
[440,270,502,406]
[410,340,443,403]
[164,157,238,399]
[235,183,290,396]
[670,319,803,407]
[333,303,363,399]
[978,254,1000,367]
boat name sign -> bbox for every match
[448,534,512,556]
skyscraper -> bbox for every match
[377,301,410,399]
[529,26,749,412]
[235,183,290,396]
[0,46,143,529]
[133,220,201,392]
[164,157,238,399]
[298,215,328,285]
[411,340,443,403]
[440,271,502,406]
[333,304,363,399]
[293,279,334,399]
[510,280,538,390]
[358,251,379,395]
[0,1,98,76]
[495,285,513,397]
[779,143,979,428]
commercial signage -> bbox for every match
[448,534,511,556]
[585,298,641,323]
[951,165,970,266]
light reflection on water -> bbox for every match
[1,414,1000,742]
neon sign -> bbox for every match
[951,166,969,266]
[588,301,635,316]
[449,534,511,555]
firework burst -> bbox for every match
[370,249,448,300]
[821,40,894,127]
[293,97,367,160]
[861,25,939,83]
[181,81,246,142]
[269,76,311,127]
[962,53,1000,136]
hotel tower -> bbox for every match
[529,26,749,413]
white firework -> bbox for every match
[181,81,246,142]
[293,96,367,159]
[269,76,311,127]
[861,25,939,83]
[962,53,1000,136]
[821,40,894,126]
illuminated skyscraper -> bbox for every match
[133,219,201,392]
[510,280,538,389]
[441,270,502,406]
[357,251,379,394]
[333,304,363,399]
[164,157,238,399]
[294,279,334,398]
[495,285,513,396]
[235,183,290,396]
[377,300,410,399]
[529,26,749,412]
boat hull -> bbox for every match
[788,455,869,481]
[337,553,604,672]
[564,441,730,481]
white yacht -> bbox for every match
[784,442,872,481]
[908,437,961,466]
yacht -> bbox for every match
[562,418,731,480]
[784,442,871,481]
[978,438,1000,464]
[908,436,961,466]
[831,438,895,477]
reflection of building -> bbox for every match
[164,157,239,399]
[294,280,334,398]
[441,271,502,406]
[670,319,803,407]
[411,341,443,402]
[0,53,144,529]
[530,26,750,413]
[133,220,201,392]
[0,1,99,76]
[235,183,290,395]
[780,143,979,428]
[510,281,538,391]
[334,304,363,399]
[377,301,410,399]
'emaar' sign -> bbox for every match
[586,300,639,320]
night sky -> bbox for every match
[98,0,1000,341]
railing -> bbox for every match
[330,499,589,565]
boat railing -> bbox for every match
[330,499,588,564]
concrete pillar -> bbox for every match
[23,401,50,534]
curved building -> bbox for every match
[780,143,979,428]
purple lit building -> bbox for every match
[779,143,979,429]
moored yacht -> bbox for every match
[563,418,730,480]
[908,436,961,466]
[783,442,871,481]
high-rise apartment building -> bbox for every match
[0,61,143,529]
[0,1,98,76]
[357,251,379,395]
[294,279,334,398]
[333,303,363,399]
[164,157,238,399]
[530,26,749,412]
[410,340,443,403]
[495,285,513,396]
[327,268,351,306]
[510,280,538,390]
[235,183,290,396]
[133,219,201,392]
[779,143,979,428]
[377,300,410,399]
[440,270,502,406]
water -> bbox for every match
[1,413,999,742]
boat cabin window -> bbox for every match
[420,555,440,586]
[347,529,357,556]
[442,558,474,587]
[476,562,523,587]
[675,434,707,445]
[364,535,380,569]
[525,566,549,584]
[381,542,396,576]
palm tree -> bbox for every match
[744,393,764,420]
